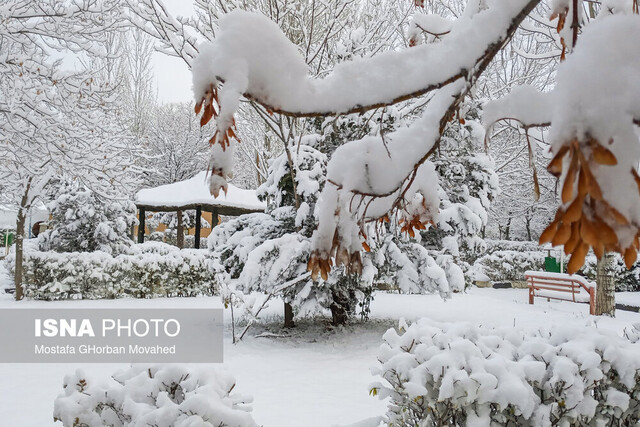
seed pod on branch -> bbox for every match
[308,188,438,280]
[540,135,640,273]
[195,83,241,152]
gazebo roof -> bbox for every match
[135,171,266,216]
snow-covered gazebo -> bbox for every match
[134,171,266,248]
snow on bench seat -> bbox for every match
[524,271,596,315]
[535,289,592,303]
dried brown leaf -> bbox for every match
[567,242,588,274]
[592,144,617,165]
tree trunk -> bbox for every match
[525,216,532,241]
[330,289,351,326]
[284,302,295,328]
[14,209,26,301]
[176,209,184,249]
[595,252,615,316]
[14,178,33,301]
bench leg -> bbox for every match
[589,289,595,315]
[529,287,534,305]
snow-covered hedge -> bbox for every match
[484,239,545,255]
[474,250,546,282]
[5,242,218,300]
[148,230,209,249]
[371,319,640,426]
[53,365,256,427]
[474,248,640,290]
[475,240,640,290]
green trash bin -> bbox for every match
[2,231,14,247]
[544,256,561,273]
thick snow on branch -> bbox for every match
[191,0,538,117]
[483,85,553,128]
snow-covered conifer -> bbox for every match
[211,136,374,324]
[39,182,136,255]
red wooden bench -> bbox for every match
[525,271,596,315]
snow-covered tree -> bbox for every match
[210,135,374,324]
[428,99,499,259]
[39,183,136,255]
[0,1,140,299]
[190,0,640,285]
[141,102,210,188]
[487,124,558,241]
[482,2,640,315]
[314,107,477,295]
[129,0,410,191]
[121,28,157,141]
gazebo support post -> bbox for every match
[195,207,202,249]
[137,207,145,244]
[177,209,184,249]
[211,207,219,227]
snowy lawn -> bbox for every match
[1,263,640,426]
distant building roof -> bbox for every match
[135,172,266,215]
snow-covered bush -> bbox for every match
[473,247,640,290]
[367,232,461,295]
[54,365,256,427]
[5,242,218,300]
[624,323,640,343]
[39,183,137,255]
[371,319,640,426]
[474,250,546,282]
[484,239,546,255]
[148,230,208,249]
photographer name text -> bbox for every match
[34,344,175,355]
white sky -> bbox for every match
[151,0,197,105]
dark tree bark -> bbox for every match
[330,288,352,325]
[284,302,295,328]
[176,209,184,249]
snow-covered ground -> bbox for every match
[1,263,639,427]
